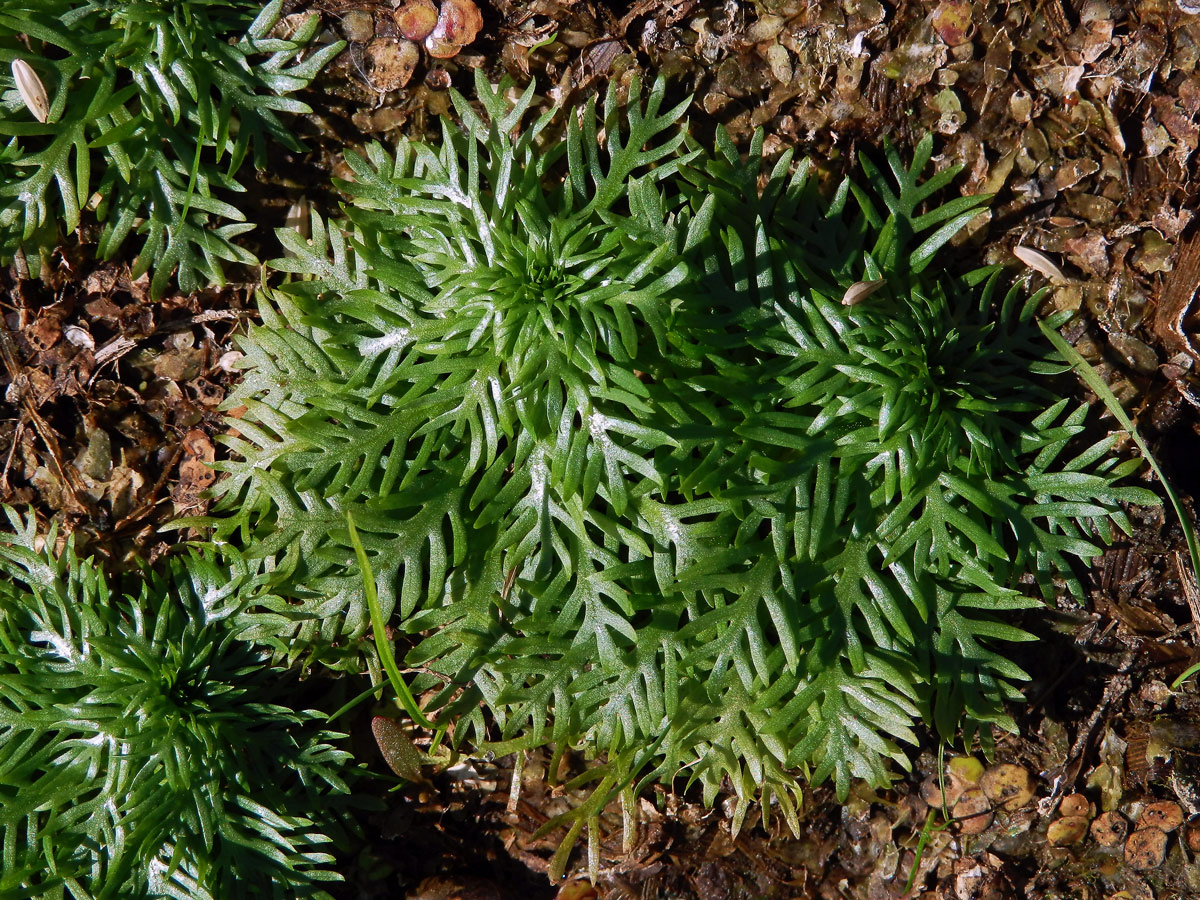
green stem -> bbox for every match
[1038,317,1200,600]
[346,510,447,752]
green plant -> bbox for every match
[200,72,1156,833]
[0,0,343,294]
[0,509,353,899]
[1038,323,1200,694]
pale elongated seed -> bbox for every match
[284,196,311,259]
[1013,245,1068,283]
[842,278,886,306]
[11,59,49,123]
[285,196,311,240]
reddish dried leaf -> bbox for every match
[932,0,972,46]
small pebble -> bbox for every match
[365,38,420,91]
[64,325,95,351]
[1108,333,1159,375]
[426,0,482,57]
[953,788,993,835]
[1185,820,1200,852]
[425,33,461,58]
[1047,815,1089,846]
[424,66,451,90]
[980,764,1034,812]
[395,0,438,41]
[1059,793,1091,819]
[1125,827,1168,869]
[948,756,985,786]
[1141,800,1184,832]
[1091,811,1129,848]
[341,8,375,42]
[921,774,963,809]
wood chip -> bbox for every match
[1154,233,1200,363]
[94,336,138,366]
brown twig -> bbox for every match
[1038,649,1137,814]
[1178,549,1200,641]
[1155,233,1200,364]
[112,440,185,534]
[0,319,91,514]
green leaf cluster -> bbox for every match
[0,0,343,294]
[0,509,353,899]
[202,73,1156,816]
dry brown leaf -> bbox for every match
[371,715,424,781]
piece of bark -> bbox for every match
[1154,233,1200,362]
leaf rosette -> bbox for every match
[0,0,343,294]
[205,73,1158,823]
[0,510,353,899]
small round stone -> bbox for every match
[948,755,985,786]
[395,0,438,41]
[341,9,375,42]
[980,764,1035,812]
[953,788,993,835]
[365,38,420,92]
[1047,815,1089,846]
[921,774,963,809]
[424,34,462,58]
[1125,827,1168,869]
[1140,801,1184,833]
[424,66,451,90]
[1091,811,1129,848]
[430,0,483,46]
[1185,820,1200,852]
[1059,793,1091,819]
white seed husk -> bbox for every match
[64,325,95,351]
[217,350,244,373]
[11,59,49,124]
[1013,245,1068,283]
[285,196,311,240]
[842,278,886,306]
